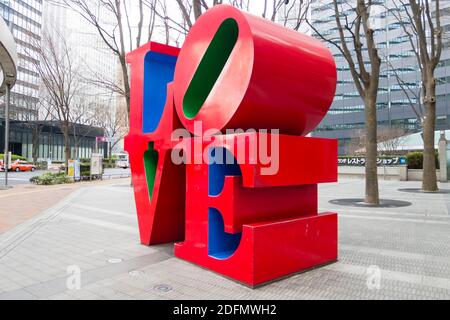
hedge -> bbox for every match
[0,153,27,161]
[406,151,439,169]
[30,172,73,185]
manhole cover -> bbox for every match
[153,284,173,292]
[329,198,412,208]
[398,188,450,194]
[107,258,123,264]
[129,270,144,277]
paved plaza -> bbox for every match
[0,178,449,300]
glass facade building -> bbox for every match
[0,0,42,120]
[0,118,105,161]
[310,0,450,154]
[0,0,106,161]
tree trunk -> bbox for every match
[422,77,438,192]
[364,94,379,204]
[63,128,71,174]
[32,127,40,163]
[119,54,131,114]
[109,142,113,168]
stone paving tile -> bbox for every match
[0,179,449,299]
[0,179,131,234]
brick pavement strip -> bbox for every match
[0,179,132,234]
[0,179,449,299]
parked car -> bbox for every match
[116,153,129,169]
[9,160,36,172]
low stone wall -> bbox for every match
[407,169,441,181]
[338,166,401,180]
[338,166,440,181]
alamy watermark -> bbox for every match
[366,265,381,290]
[170,121,280,176]
[66,265,81,290]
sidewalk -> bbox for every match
[0,179,131,234]
[0,179,449,299]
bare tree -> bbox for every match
[94,98,128,162]
[307,0,382,204]
[70,97,97,159]
[347,129,367,156]
[63,0,157,114]
[385,58,424,124]
[34,31,82,171]
[378,126,407,155]
[348,126,406,156]
[390,0,443,192]
[19,93,51,163]
[64,0,312,116]
[172,0,308,28]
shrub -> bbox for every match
[35,161,48,170]
[0,153,27,161]
[406,151,439,169]
[30,172,73,185]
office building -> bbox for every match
[309,0,450,154]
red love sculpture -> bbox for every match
[126,4,338,287]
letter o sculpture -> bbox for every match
[173,5,337,135]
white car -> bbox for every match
[116,154,129,169]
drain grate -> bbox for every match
[153,284,173,292]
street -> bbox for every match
[0,170,41,186]
[0,168,130,187]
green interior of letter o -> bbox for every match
[182,18,239,119]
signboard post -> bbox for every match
[67,160,81,182]
[90,153,103,180]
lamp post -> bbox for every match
[3,84,11,188]
[1,16,18,190]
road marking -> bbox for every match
[0,187,74,199]
[62,214,136,234]
[339,213,450,225]
[340,244,450,265]
[70,203,135,219]
[93,185,133,194]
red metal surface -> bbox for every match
[173,4,337,136]
[124,43,185,245]
[174,134,338,287]
[126,5,339,286]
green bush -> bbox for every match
[406,151,439,169]
[35,161,48,170]
[103,157,117,169]
[0,153,27,161]
[30,172,73,185]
